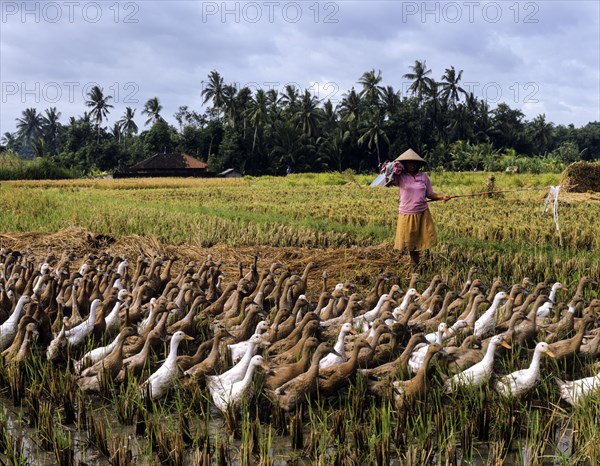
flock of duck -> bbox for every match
[0,247,599,418]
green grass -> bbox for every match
[0,171,597,281]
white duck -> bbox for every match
[65,298,101,349]
[137,298,159,334]
[211,355,269,413]
[536,282,563,318]
[74,325,130,375]
[228,320,270,363]
[474,291,509,338]
[495,341,555,398]
[555,373,600,406]
[352,294,389,331]
[425,319,467,344]
[353,293,390,324]
[392,288,421,320]
[319,322,354,369]
[444,334,511,392]
[0,295,31,351]
[116,258,129,280]
[408,322,449,373]
[204,334,266,392]
[104,289,129,336]
[140,330,193,399]
[46,319,67,362]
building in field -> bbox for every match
[114,152,210,178]
[218,168,243,178]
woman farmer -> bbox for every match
[381,149,451,266]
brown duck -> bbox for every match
[270,320,321,365]
[317,338,372,396]
[76,326,137,393]
[271,342,335,413]
[264,336,320,391]
[179,327,230,378]
[118,327,165,381]
[361,332,428,382]
[393,343,444,411]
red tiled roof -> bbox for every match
[129,153,208,170]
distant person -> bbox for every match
[381,149,451,266]
[286,166,292,175]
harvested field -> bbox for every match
[0,174,599,465]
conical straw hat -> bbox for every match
[395,148,426,164]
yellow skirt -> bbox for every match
[394,209,438,252]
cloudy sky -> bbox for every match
[1,0,599,136]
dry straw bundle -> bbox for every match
[560,161,600,193]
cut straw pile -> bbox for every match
[0,227,403,298]
[560,161,600,193]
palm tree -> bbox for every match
[294,90,321,138]
[380,85,401,120]
[266,89,281,119]
[32,138,46,158]
[222,84,239,126]
[111,123,122,143]
[142,97,163,126]
[357,110,389,166]
[280,84,300,117]
[42,107,62,154]
[245,89,269,152]
[528,114,554,154]
[117,107,138,137]
[338,88,362,125]
[403,60,435,105]
[1,132,21,152]
[317,127,350,172]
[16,108,44,148]
[85,86,113,142]
[321,99,338,134]
[358,69,384,105]
[201,70,225,121]
[439,66,468,107]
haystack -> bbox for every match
[560,161,600,193]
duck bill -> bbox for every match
[184,335,195,341]
[546,349,556,358]
[500,341,512,349]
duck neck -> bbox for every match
[417,348,437,379]
[481,341,498,367]
[529,347,544,374]
[334,329,348,353]
[166,338,181,365]
[399,293,413,312]
[7,298,26,325]
[241,361,258,385]
[435,329,445,345]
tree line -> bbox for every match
[2,61,599,176]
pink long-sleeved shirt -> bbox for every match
[382,161,435,214]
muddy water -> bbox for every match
[0,395,575,465]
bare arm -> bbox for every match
[428,192,452,202]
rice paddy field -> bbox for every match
[0,171,599,465]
